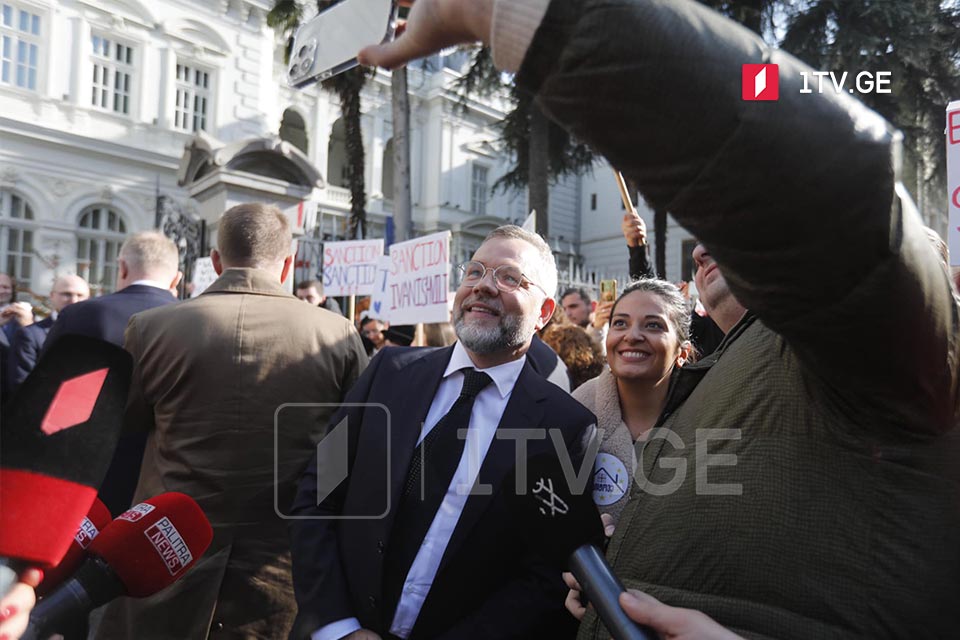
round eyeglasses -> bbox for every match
[457,261,544,294]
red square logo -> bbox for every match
[742,64,779,101]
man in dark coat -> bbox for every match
[8,274,88,391]
[0,272,30,402]
[296,279,343,315]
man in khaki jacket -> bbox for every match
[97,203,367,639]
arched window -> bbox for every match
[381,137,394,200]
[77,205,126,294]
[326,118,348,188]
[0,189,36,289]
[280,108,308,154]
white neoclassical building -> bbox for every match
[0,0,689,306]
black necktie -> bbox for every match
[383,368,493,620]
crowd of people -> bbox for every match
[2,0,959,638]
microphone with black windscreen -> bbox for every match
[22,492,213,640]
[506,453,655,640]
[0,334,132,595]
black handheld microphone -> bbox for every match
[507,453,655,640]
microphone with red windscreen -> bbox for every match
[22,492,213,640]
[0,334,132,594]
[36,498,112,597]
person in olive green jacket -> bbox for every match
[361,0,960,638]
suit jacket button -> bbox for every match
[213,622,224,631]
[377,540,385,553]
[368,595,377,608]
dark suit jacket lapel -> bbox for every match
[37,316,54,335]
[349,347,451,611]
[436,360,550,575]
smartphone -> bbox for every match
[288,0,398,88]
[599,279,617,304]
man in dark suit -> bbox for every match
[296,279,343,316]
[289,225,596,640]
[8,274,88,390]
[44,231,180,350]
[43,231,181,516]
[0,272,31,402]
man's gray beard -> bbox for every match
[454,311,536,355]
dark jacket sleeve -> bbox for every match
[516,0,959,433]
[287,349,387,640]
[40,310,67,358]
[628,244,654,280]
[8,325,40,389]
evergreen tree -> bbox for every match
[780,0,960,219]
[456,48,594,237]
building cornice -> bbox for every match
[0,116,182,171]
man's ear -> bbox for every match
[118,258,129,282]
[590,300,598,313]
[169,271,183,292]
[537,297,557,330]
[280,255,294,284]
[211,249,223,275]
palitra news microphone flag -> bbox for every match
[23,492,213,640]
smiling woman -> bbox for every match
[571,278,692,524]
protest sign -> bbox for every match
[190,257,217,298]
[386,231,450,325]
[322,238,384,296]
[948,100,960,264]
[521,210,536,232]
[368,256,392,321]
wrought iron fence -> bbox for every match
[155,194,206,300]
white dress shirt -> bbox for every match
[313,342,526,640]
[129,278,173,291]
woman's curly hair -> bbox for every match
[540,324,605,391]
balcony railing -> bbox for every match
[320,185,351,207]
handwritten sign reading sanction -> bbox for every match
[387,231,450,324]
[948,101,960,265]
[322,239,384,296]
